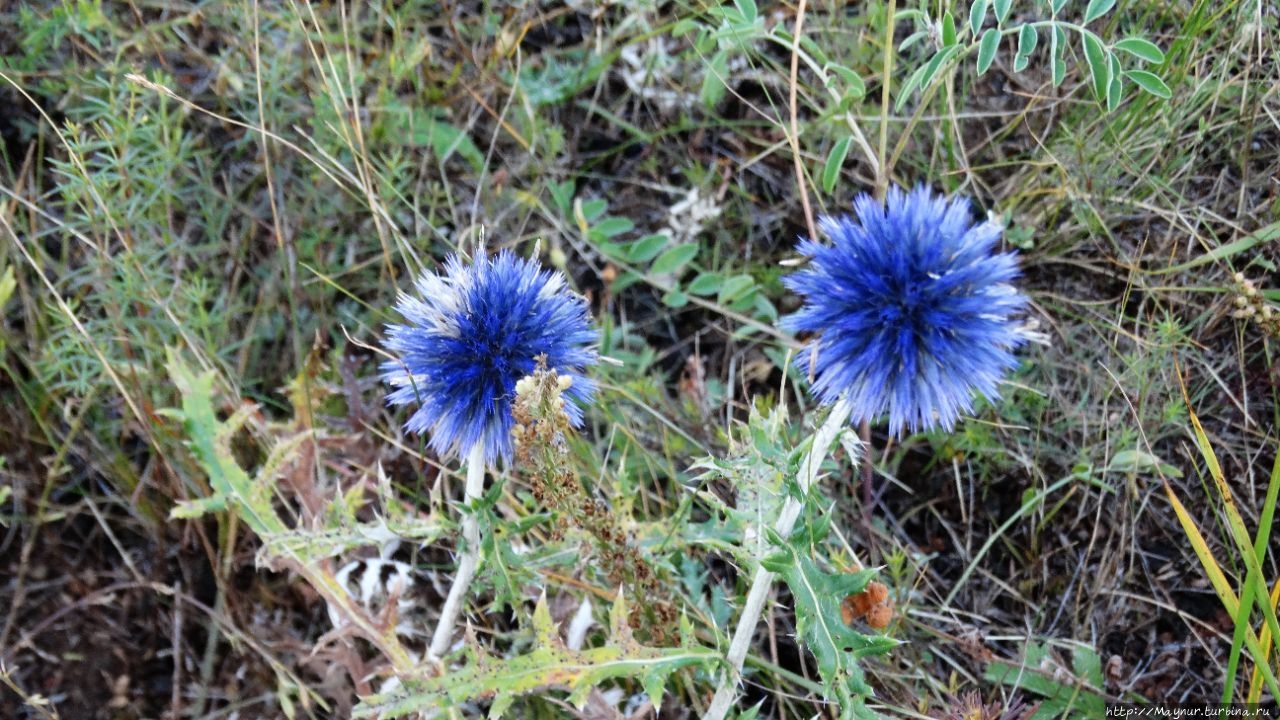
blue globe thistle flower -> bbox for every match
[783,185,1030,436]
[381,250,599,464]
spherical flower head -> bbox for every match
[783,185,1030,436]
[381,250,599,464]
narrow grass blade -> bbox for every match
[1252,577,1280,702]
[1239,450,1280,703]
[1162,482,1238,616]
[1160,477,1280,695]
[1151,221,1279,275]
[1182,407,1280,699]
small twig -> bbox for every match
[428,442,487,659]
[191,579,224,719]
[0,663,60,720]
[703,395,857,720]
[170,581,183,719]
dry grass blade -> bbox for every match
[1167,383,1280,701]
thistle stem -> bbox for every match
[860,418,874,529]
[702,395,856,720]
[428,442,487,660]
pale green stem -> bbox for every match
[428,441,487,660]
[702,395,857,720]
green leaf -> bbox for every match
[548,180,575,214]
[170,495,229,519]
[1013,53,1029,72]
[671,18,700,37]
[483,527,527,611]
[1123,69,1172,99]
[627,233,670,263]
[993,0,1013,25]
[898,29,929,53]
[1107,52,1123,110]
[1081,30,1110,101]
[918,44,965,95]
[1051,25,1068,86]
[1083,0,1116,24]
[1017,24,1038,57]
[641,669,670,713]
[1114,37,1165,64]
[1051,0,1070,12]
[515,51,609,106]
[751,294,779,324]
[592,216,635,240]
[1106,449,1182,478]
[822,136,852,194]
[662,288,689,308]
[986,642,1108,715]
[717,274,756,305]
[1049,55,1070,85]
[576,197,608,223]
[825,63,866,101]
[595,240,627,263]
[686,271,723,296]
[692,26,716,54]
[969,0,989,35]
[700,50,730,108]
[764,537,898,715]
[977,28,1000,75]
[1182,410,1280,702]
[650,243,699,276]
[895,62,930,111]
[391,110,485,174]
[1073,644,1105,686]
[0,266,14,309]
[610,269,642,294]
[941,11,957,47]
[164,351,286,536]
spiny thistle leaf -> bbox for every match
[163,352,418,671]
[162,350,286,536]
[608,589,633,641]
[532,590,562,646]
[689,404,803,560]
[760,532,898,719]
[257,511,448,567]
[354,592,720,718]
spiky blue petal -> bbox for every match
[783,185,1030,436]
[381,250,598,464]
